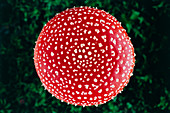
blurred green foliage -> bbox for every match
[0,0,170,112]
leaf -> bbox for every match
[127,102,132,109]
[153,1,164,10]
[130,10,140,20]
[126,23,132,33]
[138,17,144,24]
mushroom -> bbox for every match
[34,6,135,107]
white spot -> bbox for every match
[74,49,78,53]
[109,30,113,34]
[88,91,92,95]
[64,22,67,26]
[106,88,109,91]
[50,52,54,56]
[110,77,113,81]
[54,46,57,50]
[113,39,116,45]
[86,47,89,49]
[101,35,106,39]
[84,55,88,58]
[122,73,125,77]
[95,29,100,33]
[90,17,94,19]
[122,79,126,82]
[77,97,81,99]
[80,43,85,47]
[84,29,87,34]
[98,89,102,93]
[82,49,86,53]
[97,74,100,77]
[85,85,89,89]
[44,69,46,72]
[112,25,115,29]
[88,30,91,34]
[111,84,115,88]
[100,19,105,23]
[116,34,119,38]
[105,82,108,86]
[98,43,103,47]
[88,51,92,55]
[116,78,119,82]
[94,96,97,100]
[50,30,53,33]
[78,55,82,59]
[87,78,90,81]
[94,78,98,82]
[73,57,76,61]
[102,29,106,32]
[78,85,82,88]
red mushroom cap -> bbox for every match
[34,6,135,106]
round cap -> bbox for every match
[34,6,135,106]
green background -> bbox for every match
[0,0,170,112]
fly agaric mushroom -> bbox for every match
[34,6,135,107]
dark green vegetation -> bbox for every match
[0,0,170,112]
